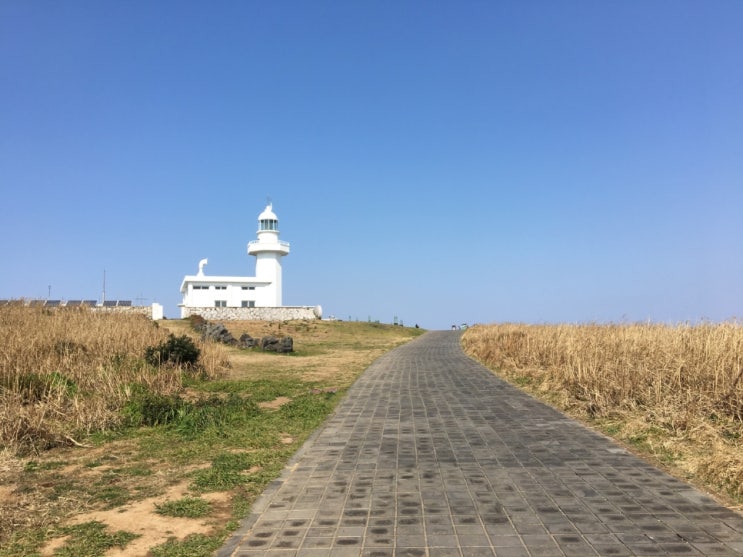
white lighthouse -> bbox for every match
[247,204,290,307]
[178,203,319,320]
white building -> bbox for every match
[179,204,320,321]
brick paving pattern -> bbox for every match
[219,331,743,556]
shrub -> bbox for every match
[144,334,200,367]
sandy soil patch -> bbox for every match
[258,396,292,410]
[40,482,231,557]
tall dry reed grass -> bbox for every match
[0,305,228,454]
[462,322,743,420]
[462,322,743,498]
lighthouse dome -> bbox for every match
[258,204,277,221]
[258,204,279,232]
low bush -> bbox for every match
[144,334,200,368]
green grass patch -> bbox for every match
[54,521,139,556]
[191,452,259,492]
[48,480,77,501]
[123,391,261,438]
[24,459,67,472]
[0,527,50,557]
[155,496,212,518]
[114,463,153,477]
[196,378,307,401]
[277,392,338,432]
[89,484,131,509]
[150,533,224,557]
[174,394,260,438]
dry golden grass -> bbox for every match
[462,322,743,501]
[0,305,228,455]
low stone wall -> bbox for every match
[91,306,153,318]
[90,303,163,320]
[180,306,320,321]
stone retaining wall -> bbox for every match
[180,306,320,321]
[91,306,153,318]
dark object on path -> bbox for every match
[261,336,294,353]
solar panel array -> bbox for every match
[0,299,145,308]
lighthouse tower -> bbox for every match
[247,204,290,306]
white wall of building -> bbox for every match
[151,303,164,320]
[179,277,273,318]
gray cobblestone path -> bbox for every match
[218,331,743,556]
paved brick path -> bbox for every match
[219,331,743,556]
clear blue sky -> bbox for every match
[1,1,741,329]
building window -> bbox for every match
[260,219,278,231]
[241,301,255,308]
[241,286,256,291]
[193,285,209,290]
[214,286,226,290]
[215,300,226,308]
